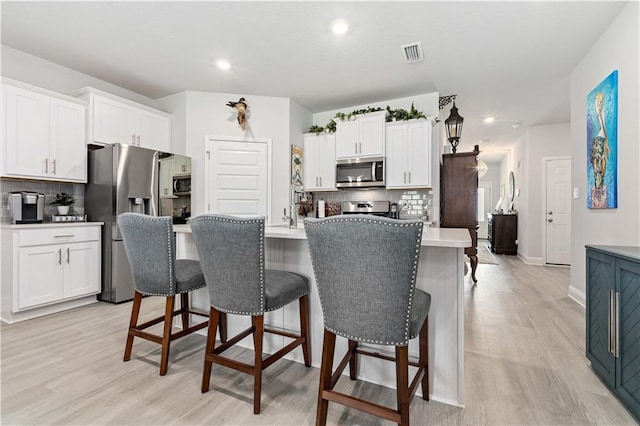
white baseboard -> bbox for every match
[568,286,586,308]
[517,252,544,265]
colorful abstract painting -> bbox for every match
[586,70,618,209]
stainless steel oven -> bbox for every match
[336,157,385,188]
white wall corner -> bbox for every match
[517,253,544,265]
[568,285,586,308]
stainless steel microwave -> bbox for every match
[336,157,385,188]
[172,174,191,195]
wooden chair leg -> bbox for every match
[202,307,219,393]
[159,295,175,376]
[348,340,358,380]
[420,317,429,400]
[218,312,228,343]
[252,315,264,414]
[180,293,189,329]
[124,291,143,362]
[316,330,336,426]
[396,345,410,426]
[299,294,312,367]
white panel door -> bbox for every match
[385,124,408,187]
[358,114,385,157]
[303,134,321,191]
[4,85,51,178]
[335,120,358,158]
[208,139,268,218]
[545,158,571,265]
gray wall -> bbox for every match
[569,1,639,304]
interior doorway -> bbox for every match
[544,157,571,265]
[478,182,493,239]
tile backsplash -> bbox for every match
[0,179,85,224]
[307,188,434,221]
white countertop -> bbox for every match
[1,222,104,229]
[174,223,471,248]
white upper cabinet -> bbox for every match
[386,119,433,189]
[1,80,87,183]
[73,87,171,152]
[335,110,386,159]
[303,133,336,192]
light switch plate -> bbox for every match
[573,187,580,199]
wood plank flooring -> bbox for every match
[1,254,637,425]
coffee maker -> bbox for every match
[9,191,45,224]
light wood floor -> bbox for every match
[1,255,637,425]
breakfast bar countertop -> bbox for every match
[173,223,471,248]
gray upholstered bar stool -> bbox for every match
[190,214,311,414]
[305,215,430,426]
[118,213,227,376]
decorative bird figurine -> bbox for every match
[226,97,248,131]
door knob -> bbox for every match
[548,218,554,223]
[548,211,553,215]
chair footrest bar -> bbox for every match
[213,327,254,354]
[264,327,301,339]
[208,353,254,375]
[355,347,421,368]
[263,337,305,369]
[129,328,163,344]
[170,320,208,340]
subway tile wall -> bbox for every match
[0,179,85,224]
[308,188,434,222]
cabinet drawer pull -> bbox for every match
[54,234,75,238]
[319,176,322,187]
[58,248,62,265]
[132,134,136,144]
[615,291,620,358]
[408,171,412,183]
[52,159,56,175]
[137,135,141,146]
[354,143,357,154]
[359,142,362,154]
[66,247,70,264]
[44,158,49,174]
[608,289,613,355]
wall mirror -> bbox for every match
[508,171,515,211]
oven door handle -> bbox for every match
[173,179,179,194]
[371,162,377,182]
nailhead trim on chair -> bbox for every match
[191,215,267,315]
[305,216,423,346]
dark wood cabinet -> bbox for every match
[440,147,478,282]
[488,213,518,255]
[586,245,640,422]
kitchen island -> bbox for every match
[174,223,471,408]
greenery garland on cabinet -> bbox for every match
[307,103,428,135]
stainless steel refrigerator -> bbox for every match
[86,144,158,303]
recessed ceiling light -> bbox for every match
[216,60,231,70]
[331,20,349,35]
[483,117,495,124]
[512,122,521,129]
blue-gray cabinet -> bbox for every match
[587,245,640,421]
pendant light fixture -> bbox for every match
[445,102,464,154]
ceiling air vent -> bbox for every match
[401,42,424,64]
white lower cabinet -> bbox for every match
[386,119,433,189]
[1,224,102,323]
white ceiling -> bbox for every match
[1,1,627,155]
